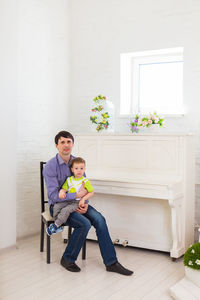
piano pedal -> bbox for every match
[122,240,128,247]
[113,239,120,244]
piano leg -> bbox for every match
[168,193,185,259]
[171,257,177,262]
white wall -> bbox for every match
[0,0,72,246]
[69,0,200,134]
[68,0,200,227]
[2,0,200,246]
[17,0,71,238]
[0,0,71,246]
[0,0,17,248]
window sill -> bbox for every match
[117,113,185,119]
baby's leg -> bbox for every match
[54,201,79,227]
[46,202,70,236]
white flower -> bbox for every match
[195,259,200,265]
[188,260,193,265]
[154,118,159,123]
[191,249,195,253]
[148,120,152,124]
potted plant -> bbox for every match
[184,242,200,288]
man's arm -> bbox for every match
[80,191,94,203]
[79,191,94,207]
[43,163,76,205]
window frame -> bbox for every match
[120,48,184,117]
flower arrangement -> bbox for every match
[130,112,164,133]
[90,94,110,132]
[184,242,200,270]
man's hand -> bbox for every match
[76,203,88,214]
[79,199,85,208]
[76,183,87,199]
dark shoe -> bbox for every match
[106,261,133,276]
[60,256,81,272]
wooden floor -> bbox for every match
[0,234,184,300]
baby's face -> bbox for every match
[71,162,85,178]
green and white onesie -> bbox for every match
[53,176,94,227]
[62,176,94,199]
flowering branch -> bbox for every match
[130,112,164,133]
[90,94,110,132]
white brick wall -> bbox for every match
[13,0,200,241]
[0,0,17,249]
[195,185,200,226]
[16,0,71,239]
[69,0,200,235]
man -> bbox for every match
[43,131,133,275]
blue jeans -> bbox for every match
[56,204,117,266]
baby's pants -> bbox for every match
[53,201,79,227]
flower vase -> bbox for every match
[140,124,161,133]
[90,98,115,133]
[103,100,115,133]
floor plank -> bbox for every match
[0,234,184,300]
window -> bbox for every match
[120,48,184,115]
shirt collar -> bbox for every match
[57,154,75,165]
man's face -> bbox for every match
[56,137,74,157]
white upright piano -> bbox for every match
[72,133,195,259]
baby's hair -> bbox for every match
[71,157,86,168]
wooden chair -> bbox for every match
[40,161,86,263]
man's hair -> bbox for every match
[71,157,86,168]
[54,131,74,144]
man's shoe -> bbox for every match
[106,262,133,276]
[60,256,81,272]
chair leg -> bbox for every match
[47,233,51,264]
[40,218,44,252]
[82,240,86,260]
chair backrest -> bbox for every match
[40,161,47,213]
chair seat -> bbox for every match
[42,210,54,222]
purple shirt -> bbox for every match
[43,154,77,205]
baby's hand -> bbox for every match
[59,189,66,199]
